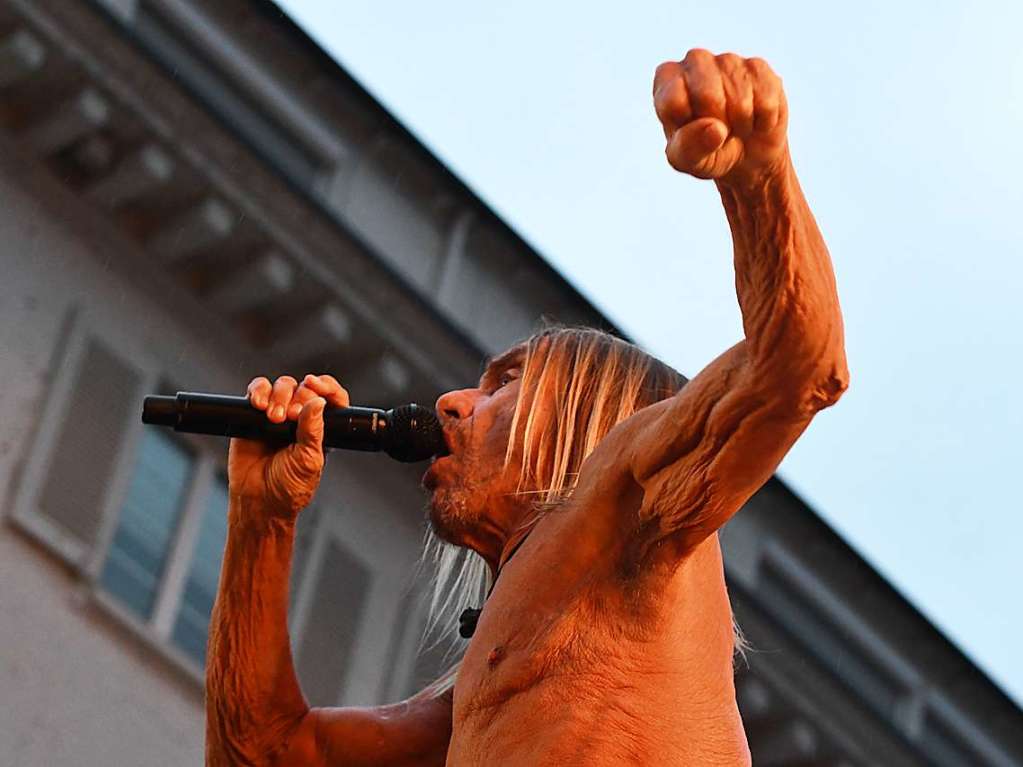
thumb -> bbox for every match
[666,117,734,178]
[295,396,327,458]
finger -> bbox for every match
[682,49,726,120]
[287,385,321,420]
[247,377,271,410]
[301,374,351,408]
[654,77,692,138]
[652,60,682,100]
[747,57,785,134]
[268,375,298,423]
[294,397,327,463]
[665,117,729,176]
[717,53,753,138]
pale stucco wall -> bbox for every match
[0,146,433,764]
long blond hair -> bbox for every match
[411,326,746,700]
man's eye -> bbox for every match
[498,370,519,388]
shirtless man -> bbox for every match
[205,49,849,766]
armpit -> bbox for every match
[626,341,818,554]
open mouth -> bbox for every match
[434,430,454,459]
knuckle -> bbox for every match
[656,80,688,119]
[654,61,676,81]
[275,375,298,388]
[716,52,743,69]
[325,377,349,400]
[684,47,713,64]
[748,57,781,84]
[653,61,680,94]
[758,93,781,114]
[747,56,769,71]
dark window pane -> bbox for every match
[100,429,192,619]
[296,539,371,706]
[171,477,230,667]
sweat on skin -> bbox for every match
[203,48,848,767]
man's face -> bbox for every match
[423,345,532,559]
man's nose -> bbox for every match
[436,388,479,422]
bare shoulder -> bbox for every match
[574,404,665,496]
[571,401,676,523]
[569,402,694,577]
[273,687,453,767]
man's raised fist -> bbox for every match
[654,49,788,185]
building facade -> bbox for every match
[0,1,1019,765]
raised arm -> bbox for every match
[206,373,451,766]
[625,50,849,558]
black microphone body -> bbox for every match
[142,392,445,463]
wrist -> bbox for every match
[227,492,298,535]
[716,146,793,198]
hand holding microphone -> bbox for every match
[141,374,445,522]
[230,374,341,520]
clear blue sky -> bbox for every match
[277,0,1023,705]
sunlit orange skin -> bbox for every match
[446,469,750,765]
[204,49,848,766]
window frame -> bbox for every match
[12,308,244,684]
[10,306,399,702]
[88,434,228,685]
[289,503,379,706]
[11,308,161,568]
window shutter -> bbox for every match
[14,327,150,568]
[295,537,371,707]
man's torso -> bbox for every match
[445,448,751,766]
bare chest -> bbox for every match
[450,505,738,743]
[454,504,650,704]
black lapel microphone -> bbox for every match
[141,392,447,463]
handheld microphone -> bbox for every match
[141,392,446,463]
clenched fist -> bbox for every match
[654,49,788,184]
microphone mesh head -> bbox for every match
[386,404,446,462]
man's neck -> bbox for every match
[490,519,538,581]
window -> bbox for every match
[91,419,231,672]
[294,535,370,707]
[99,429,195,619]
[170,475,228,666]
[12,317,243,676]
[12,314,376,704]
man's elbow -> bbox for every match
[803,359,850,412]
[205,704,315,767]
[758,344,850,415]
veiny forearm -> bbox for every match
[717,155,849,410]
[205,496,309,766]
